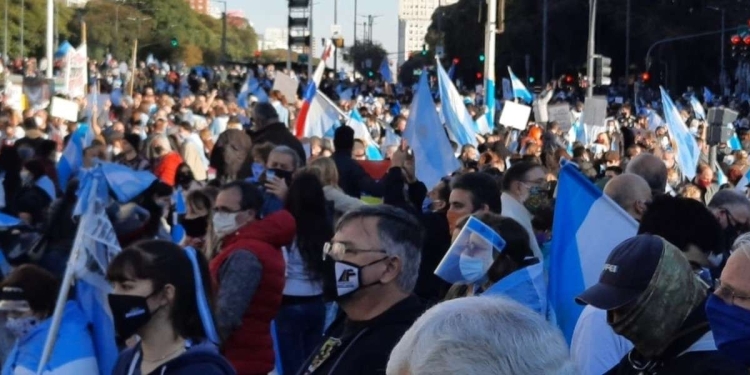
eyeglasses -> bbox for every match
[322,242,387,261]
[523,180,552,191]
[714,279,750,306]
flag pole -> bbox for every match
[36,178,97,374]
[45,0,53,78]
[128,39,137,96]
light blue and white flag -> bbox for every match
[703,87,715,105]
[483,261,549,319]
[171,188,187,244]
[716,162,728,186]
[660,87,700,181]
[238,77,269,108]
[404,72,462,189]
[729,124,742,151]
[38,167,121,375]
[548,163,638,342]
[646,108,665,131]
[0,212,21,227]
[508,67,533,104]
[690,95,706,121]
[379,59,394,84]
[57,124,94,190]
[348,109,383,160]
[100,162,157,203]
[436,57,478,147]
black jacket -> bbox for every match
[298,295,425,375]
[248,122,307,165]
[331,151,383,199]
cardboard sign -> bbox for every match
[532,101,548,123]
[271,72,298,104]
[499,100,532,130]
[50,97,79,122]
[583,96,608,127]
[548,103,572,132]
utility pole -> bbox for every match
[3,0,8,61]
[542,0,548,84]
[484,0,499,129]
[21,0,25,58]
[625,0,630,93]
[308,0,313,79]
[221,1,227,63]
[334,0,338,71]
[353,0,358,74]
[586,0,597,98]
[720,8,726,95]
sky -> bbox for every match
[227,0,400,59]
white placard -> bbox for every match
[583,96,608,127]
[5,82,23,111]
[271,72,299,104]
[548,103,572,132]
[499,100,532,130]
[51,97,80,122]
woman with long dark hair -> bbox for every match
[275,172,332,375]
[108,240,234,375]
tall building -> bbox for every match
[186,0,210,15]
[397,0,457,66]
[260,28,289,51]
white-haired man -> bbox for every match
[387,296,575,375]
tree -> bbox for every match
[343,41,388,77]
[181,44,203,66]
[3,0,76,58]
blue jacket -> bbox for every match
[2,301,99,375]
[112,340,235,375]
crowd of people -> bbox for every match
[0,55,748,375]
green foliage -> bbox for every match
[3,0,258,65]
[342,41,387,77]
[430,0,750,90]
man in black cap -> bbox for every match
[114,133,150,171]
[576,234,746,374]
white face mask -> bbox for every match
[20,170,31,184]
[213,212,242,238]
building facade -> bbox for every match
[397,0,457,66]
[186,0,210,15]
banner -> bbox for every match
[64,44,88,98]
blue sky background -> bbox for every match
[227,0,400,57]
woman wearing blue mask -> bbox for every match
[443,213,548,317]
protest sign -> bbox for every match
[499,101,532,130]
[272,72,298,104]
[51,97,80,122]
[548,103,572,132]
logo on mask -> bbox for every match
[125,307,146,319]
[338,269,356,283]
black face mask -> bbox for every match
[265,168,293,185]
[181,215,208,238]
[108,291,163,340]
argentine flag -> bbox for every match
[436,57,478,147]
[38,166,122,375]
[508,67,533,104]
[349,109,383,161]
[57,124,94,190]
[661,87,701,181]
[403,72,461,190]
[379,58,394,84]
[690,95,706,121]
[237,76,269,109]
[548,163,638,342]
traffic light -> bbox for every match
[641,72,650,82]
[170,38,178,48]
[593,55,612,86]
[528,76,536,84]
[564,75,573,84]
[367,70,374,78]
[479,53,485,62]
[476,72,483,80]
[452,57,460,65]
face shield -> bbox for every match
[435,216,506,284]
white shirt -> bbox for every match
[501,193,542,259]
[282,240,323,297]
[571,306,633,375]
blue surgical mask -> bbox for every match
[705,294,750,367]
[459,253,490,283]
[251,162,265,179]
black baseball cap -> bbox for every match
[575,234,664,310]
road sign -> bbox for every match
[331,24,342,36]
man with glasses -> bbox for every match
[706,239,750,369]
[209,181,296,374]
[299,205,425,375]
[576,235,747,374]
[500,161,547,259]
[708,190,750,272]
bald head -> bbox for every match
[625,153,667,196]
[604,173,652,221]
